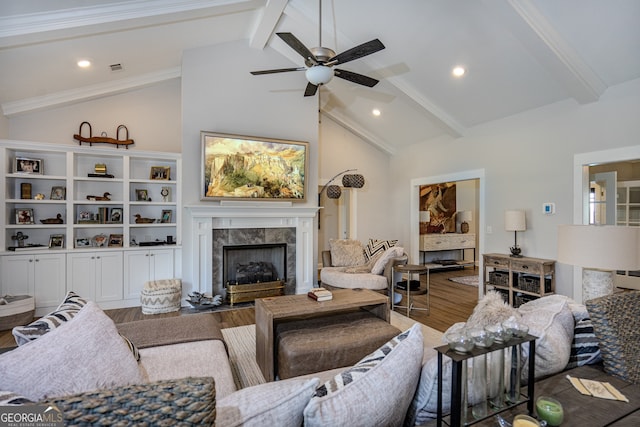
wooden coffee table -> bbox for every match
[255,288,389,382]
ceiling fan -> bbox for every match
[250,1,385,97]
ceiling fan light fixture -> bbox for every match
[306,65,334,85]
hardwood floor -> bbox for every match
[0,267,478,349]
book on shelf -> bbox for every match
[307,287,333,301]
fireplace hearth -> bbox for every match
[223,243,287,304]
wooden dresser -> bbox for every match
[420,233,476,264]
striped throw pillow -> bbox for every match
[363,239,398,262]
[566,317,602,369]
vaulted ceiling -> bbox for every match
[1,0,639,154]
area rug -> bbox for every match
[220,311,444,390]
[448,275,480,287]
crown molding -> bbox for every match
[2,67,181,117]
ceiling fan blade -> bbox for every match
[334,69,379,87]
[277,32,318,65]
[329,39,385,65]
[304,82,319,97]
[250,67,305,75]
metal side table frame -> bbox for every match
[392,264,430,317]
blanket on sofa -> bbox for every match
[116,313,226,352]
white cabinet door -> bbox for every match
[1,254,34,296]
[149,249,174,281]
[1,253,65,308]
[124,249,174,300]
[33,253,66,308]
[95,251,123,302]
[67,251,123,303]
[66,252,97,301]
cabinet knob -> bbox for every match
[91,256,95,260]
[29,259,33,262]
[96,256,100,259]
[35,259,39,262]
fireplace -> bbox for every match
[185,205,318,301]
[223,243,287,304]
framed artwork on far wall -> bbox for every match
[201,131,308,202]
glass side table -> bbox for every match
[393,264,430,317]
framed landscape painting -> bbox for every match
[201,131,308,202]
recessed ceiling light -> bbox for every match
[452,66,466,77]
[372,109,381,117]
[77,60,91,68]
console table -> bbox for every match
[420,234,476,266]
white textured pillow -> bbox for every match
[0,301,145,401]
[329,239,366,267]
[371,246,404,275]
[518,295,574,380]
[304,324,423,427]
[217,378,318,427]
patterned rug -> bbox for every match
[220,311,444,389]
[448,275,480,287]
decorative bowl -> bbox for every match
[445,330,475,354]
[503,318,529,338]
[468,327,495,348]
[536,396,564,426]
[485,323,512,343]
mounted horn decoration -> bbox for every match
[342,174,365,188]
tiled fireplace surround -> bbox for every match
[187,205,318,298]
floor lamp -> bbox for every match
[557,225,640,302]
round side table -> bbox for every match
[393,264,430,317]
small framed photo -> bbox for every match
[150,166,171,180]
[160,186,171,202]
[161,209,173,223]
[16,208,35,224]
[50,186,66,200]
[14,157,43,174]
[136,189,150,201]
[75,237,91,248]
[92,234,107,247]
[110,208,123,223]
[108,233,123,247]
[49,234,64,249]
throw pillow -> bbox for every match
[12,291,87,346]
[303,324,423,427]
[217,378,318,427]
[329,239,366,267]
[371,246,404,275]
[42,377,215,425]
[566,317,602,369]
[518,295,574,380]
[0,390,34,406]
[466,290,520,328]
[0,301,145,401]
[363,238,398,262]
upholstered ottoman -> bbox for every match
[140,279,182,315]
[275,310,401,379]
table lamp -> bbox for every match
[557,224,640,302]
[505,210,526,257]
[458,211,472,234]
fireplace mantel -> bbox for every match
[185,204,318,297]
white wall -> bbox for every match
[180,40,319,291]
[6,80,181,152]
[319,115,394,243]
[389,77,640,298]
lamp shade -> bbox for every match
[458,211,473,223]
[505,210,526,231]
[557,225,640,271]
[305,65,334,85]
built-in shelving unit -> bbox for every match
[0,139,181,314]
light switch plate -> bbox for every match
[543,202,555,215]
